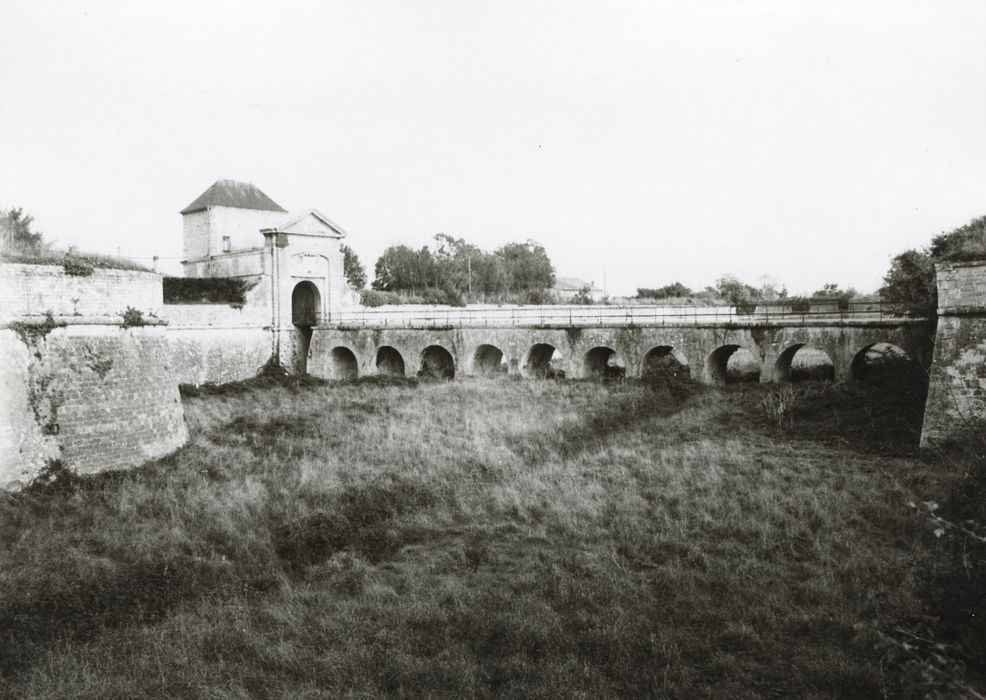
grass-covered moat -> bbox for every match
[1,374,983,698]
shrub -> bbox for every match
[121,306,145,328]
[163,277,250,304]
[636,282,692,299]
[61,258,94,276]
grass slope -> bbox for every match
[0,375,971,698]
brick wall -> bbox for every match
[936,260,986,312]
[0,324,187,488]
[921,261,986,446]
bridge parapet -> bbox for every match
[328,302,924,330]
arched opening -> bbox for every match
[375,346,406,377]
[641,346,690,381]
[523,343,564,378]
[851,342,914,383]
[329,347,358,381]
[419,345,455,380]
[583,346,627,380]
[290,281,320,374]
[292,281,321,326]
[775,344,835,382]
[472,344,507,377]
[707,345,761,384]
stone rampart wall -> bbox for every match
[0,324,187,489]
[0,264,163,321]
[921,261,986,446]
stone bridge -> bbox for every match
[308,304,934,385]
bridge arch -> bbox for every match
[850,342,915,383]
[472,344,507,376]
[775,343,834,382]
[523,343,563,378]
[375,346,405,377]
[641,345,690,380]
[707,345,760,384]
[583,346,626,380]
[419,345,455,380]
[328,346,359,381]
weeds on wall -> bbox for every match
[120,307,145,329]
[8,311,64,344]
[61,259,94,276]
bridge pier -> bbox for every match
[921,261,986,446]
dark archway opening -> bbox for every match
[583,346,626,380]
[473,344,507,376]
[292,281,321,326]
[329,347,359,381]
[707,345,760,384]
[376,346,406,377]
[524,343,564,378]
[641,346,690,381]
[290,281,321,374]
[851,342,916,384]
[419,345,455,380]
[776,344,834,382]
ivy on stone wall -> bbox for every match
[163,277,250,304]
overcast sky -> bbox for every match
[2,0,984,295]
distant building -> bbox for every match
[552,277,605,303]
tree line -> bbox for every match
[342,233,556,305]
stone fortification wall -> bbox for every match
[0,264,163,320]
[0,263,188,488]
[163,276,273,385]
[0,323,187,490]
[921,261,986,446]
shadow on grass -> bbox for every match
[512,378,702,462]
[271,474,439,568]
[764,369,930,455]
[0,467,441,684]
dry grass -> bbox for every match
[0,374,974,697]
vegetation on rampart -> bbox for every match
[1,207,149,272]
[881,214,986,315]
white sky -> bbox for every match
[2,0,984,296]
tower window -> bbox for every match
[222,235,231,253]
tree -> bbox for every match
[341,244,367,290]
[372,245,435,291]
[715,274,759,306]
[636,282,692,300]
[880,249,937,316]
[497,241,555,292]
[0,208,44,255]
[571,285,594,305]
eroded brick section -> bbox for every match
[0,325,188,486]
